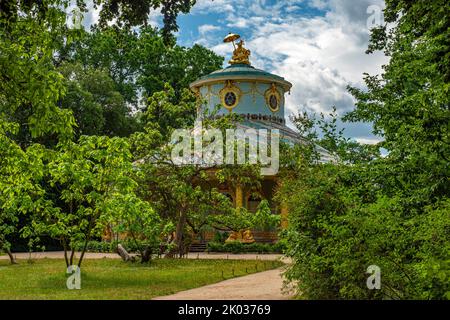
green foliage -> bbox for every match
[252,200,281,231]
[59,62,139,137]
[92,0,195,44]
[129,85,267,257]
[63,26,223,110]
[281,162,449,299]
[346,0,449,199]
[144,84,197,138]
[212,231,229,243]
[0,2,77,260]
[72,240,116,253]
[206,241,286,254]
[289,107,380,164]
[209,208,255,233]
[209,200,280,233]
[0,128,49,254]
[72,239,159,254]
[105,192,164,262]
[0,2,76,145]
[281,1,450,299]
[26,135,147,267]
[0,1,223,265]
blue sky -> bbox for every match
[176,1,327,48]
[79,0,387,145]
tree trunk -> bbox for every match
[166,208,187,258]
[69,248,75,266]
[6,248,17,264]
[117,244,134,262]
[62,238,69,268]
[77,239,89,267]
[141,246,152,263]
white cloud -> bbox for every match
[192,0,236,14]
[71,0,389,142]
[355,137,383,145]
[147,9,163,28]
[199,24,221,35]
[192,0,388,140]
[310,0,328,10]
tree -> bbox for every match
[137,38,224,103]
[62,26,223,111]
[0,2,75,147]
[1,0,197,45]
[59,26,142,106]
[289,107,380,164]
[0,1,77,263]
[104,193,163,263]
[0,123,50,264]
[92,0,196,44]
[279,155,449,299]
[131,139,233,257]
[0,0,221,264]
[130,86,272,257]
[59,62,139,137]
[346,0,450,201]
[280,0,449,299]
[209,200,280,235]
[29,136,145,268]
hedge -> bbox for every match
[206,241,286,254]
[72,239,158,254]
[71,240,286,254]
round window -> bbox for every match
[269,94,278,110]
[265,84,281,113]
[224,92,237,107]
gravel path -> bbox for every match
[153,268,294,300]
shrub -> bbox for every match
[206,241,284,254]
[224,241,243,254]
[73,239,286,255]
[280,162,450,299]
[72,239,160,254]
[212,231,229,243]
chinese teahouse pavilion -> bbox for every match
[188,34,333,246]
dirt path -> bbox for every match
[153,268,294,300]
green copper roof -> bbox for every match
[190,63,292,91]
[204,64,285,80]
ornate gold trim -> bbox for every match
[190,76,292,92]
[219,80,242,111]
[192,87,202,114]
[265,83,281,112]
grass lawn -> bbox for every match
[0,258,284,299]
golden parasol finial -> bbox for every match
[223,33,251,65]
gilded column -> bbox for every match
[280,202,289,229]
[235,183,243,209]
[226,183,255,243]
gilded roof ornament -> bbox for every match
[223,33,251,65]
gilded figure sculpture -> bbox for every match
[223,33,251,65]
